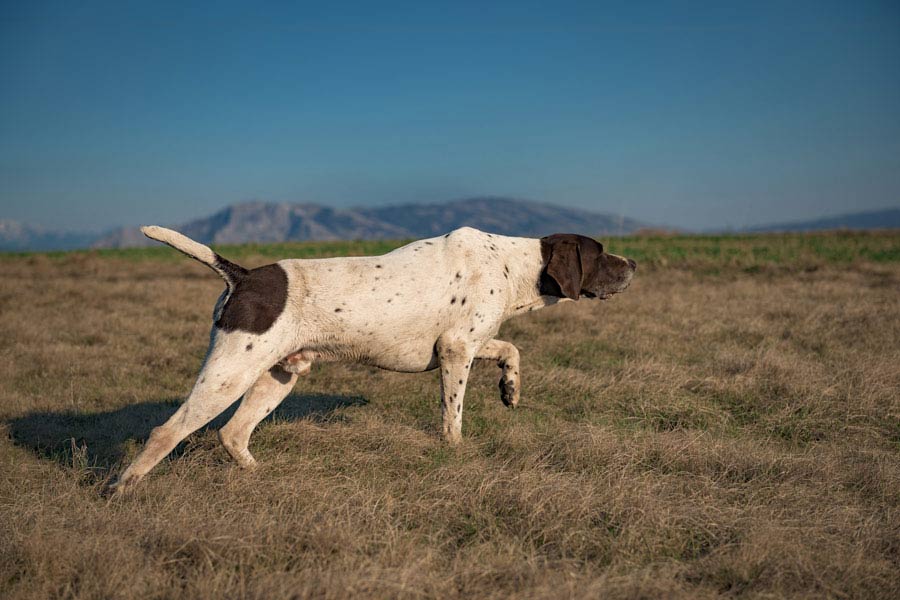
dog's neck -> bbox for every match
[503,237,569,318]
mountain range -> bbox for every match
[0,219,96,252]
[85,197,645,250]
[89,198,644,249]
[1,199,898,251]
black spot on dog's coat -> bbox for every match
[450,296,457,304]
[245,343,253,351]
[334,308,342,312]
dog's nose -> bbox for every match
[627,258,637,271]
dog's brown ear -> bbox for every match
[577,237,604,281]
[543,238,582,300]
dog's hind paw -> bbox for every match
[105,474,140,498]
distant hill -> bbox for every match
[357,197,642,239]
[0,219,95,252]
[92,202,410,248]
[11,201,896,252]
[91,197,644,249]
[744,208,900,232]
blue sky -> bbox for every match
[1,1,898,231]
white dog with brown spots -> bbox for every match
[112,226,636,493]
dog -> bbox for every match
[112,226,636,493]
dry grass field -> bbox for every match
[1,232,898,599]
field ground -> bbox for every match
[1,232,898,599]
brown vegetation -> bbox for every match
[1,234,898,599]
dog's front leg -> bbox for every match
[436,336,477,444]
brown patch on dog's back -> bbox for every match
[216,263,288,334]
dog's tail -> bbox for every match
[141,225,248,290]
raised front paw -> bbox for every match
[499,377,519,407]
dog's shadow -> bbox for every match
[6,393,367,477]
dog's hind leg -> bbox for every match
[218,365,298,469]
[112,333,277,494]
[475,339,521,407]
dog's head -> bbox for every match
[539,234,636,300]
